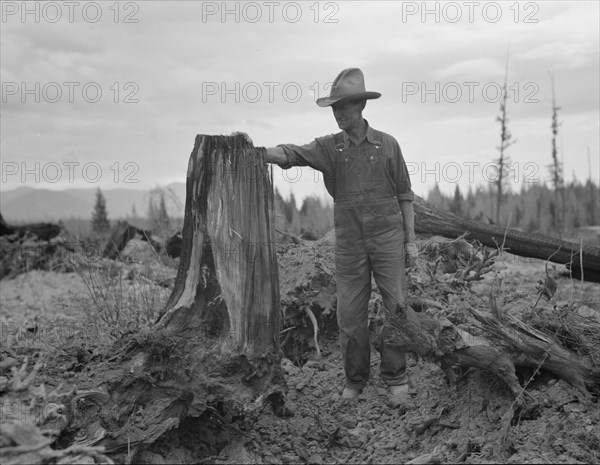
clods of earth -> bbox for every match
[1,238,599,464]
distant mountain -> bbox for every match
[0,183,186,222]
[1,186,36,204]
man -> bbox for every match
[265,68,417,407]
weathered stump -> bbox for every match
[55,135,285,461]
[156,134,281,353]
[102,221,139,259]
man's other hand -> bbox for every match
[405,242,418,268]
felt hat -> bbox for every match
[316,68,381,107]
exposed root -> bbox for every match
[304,307,321,359]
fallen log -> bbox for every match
[0,212,61,242]
[0,216,74,279]
[413,196,600,283]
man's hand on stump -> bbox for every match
[230,131,253,145]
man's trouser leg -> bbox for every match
[335,209,372,391]
[367,201,408,386]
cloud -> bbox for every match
[1,1,598,198]
[433,58,505,81]
[518,41,598,69]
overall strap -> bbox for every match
[333,132,345,151]
[371,129,384,149]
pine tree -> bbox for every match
[157,192,170,230]
[147,197,157,229]
[283,193,297,226]
[91,188,110,233]
[449,185,464,216]
[427,183,445,208]
[465,186,476,218]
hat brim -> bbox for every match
[316,91,381,107]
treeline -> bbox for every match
[273,189,333,240]
[60,187,333,241]
[68,178,599,244]
[428,178,599,238]
[61,187,184,237]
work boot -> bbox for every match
[388,384,410,408]
[341,386,362,400]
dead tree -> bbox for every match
[493,47,516,224]
[44,135,286,461]
[549,72,564,236]
[413,196,600,283]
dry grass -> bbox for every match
[72,240,173,343]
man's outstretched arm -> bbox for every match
[264,147,288,165]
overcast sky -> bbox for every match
[1,0,599,203]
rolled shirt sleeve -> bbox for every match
[390,139,414,202]
[276,140,331,173]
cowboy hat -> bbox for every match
[316,68,381,107]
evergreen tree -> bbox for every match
[585,179,599,226]
[157,192,170,230]
[283,193,297,226]
[297,195,333,238]
[465,186,476,218]
[146,189,171,232]
[147,197,157,229]
[449,185,464,216]
[427,183,445,208]
[91,188,110,233]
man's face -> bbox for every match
[331,99,366,131]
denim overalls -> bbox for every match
[331,131,408,390]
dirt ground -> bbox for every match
[1,237,599,464]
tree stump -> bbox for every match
[155,134,281,353]
[57,135,285,461]
[102,221,139,259]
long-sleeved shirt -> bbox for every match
[276,121,414,203]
